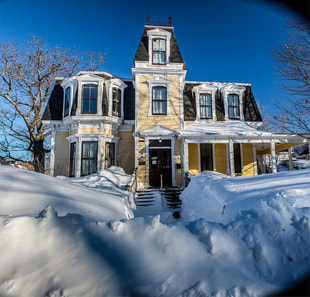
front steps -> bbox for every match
[134,187,183,218]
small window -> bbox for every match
[69,142,76,177]
[152,87,167,115]
[200,144,213,171]
[200,94,212,119]
[234,143,242,174]
[82,85,97,114]
[228,94,240,119]
[105,142,115,169]
[64,87,71,117]
[112,88,121,117]
[81,141,98,176]
[152,39,166,65]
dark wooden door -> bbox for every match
[149,149,172,187]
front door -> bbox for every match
[149,149,172,187]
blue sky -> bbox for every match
[0,0,301,111]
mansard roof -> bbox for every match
[134,26,184,63]
[42,84,63,121]
[183,82,262,122]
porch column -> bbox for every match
[183,140,189,186]
[271,141,277,173]
[171,137,176,187]
[76,137,81,178]
[49,127,56,176]
[228,141,235,176]
[253,144,258,175]
[145,137,149,187]
[288,147,293,170]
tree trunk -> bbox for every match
[32,139,45,173]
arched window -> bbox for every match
[82,84,98,114]
[152,86,167,115]
[64,87,71,117]
[228,94,240,119]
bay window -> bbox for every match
[81,141,98,176]
[64,87,71,117]
[82,85,98,114]
[105,142,115,169]
[112,88,121,117]
[152,87,167,115]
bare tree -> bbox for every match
[270,19,310,135]
[0,36,105,172]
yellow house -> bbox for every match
[42,22,308,187]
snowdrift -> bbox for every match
[0,166,310,296]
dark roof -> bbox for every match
[183,83,262,122]
[42,84,63,121]
[134,26,183,63]
[123,80,135,120]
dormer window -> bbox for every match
[112,88,121,117]
[193,84,217,121]
[200,94,212,119]
[152,86,167,115]
[82,85,97,114]
[64,87,71,117]
[222,84,246,121]
[228,94,240,119]
[152,39,166,65]
[147,28,171,66]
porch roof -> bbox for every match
[179,121,272,139]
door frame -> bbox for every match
[145,137,176,187]
[149,148,172,187]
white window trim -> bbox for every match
[222,85,246,121]
[78,81,101,115]
[147,76,172,116]
[147,28,171,66]
[192,84,218,121]
[110,78,127,119]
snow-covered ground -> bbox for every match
[0,166,309,297]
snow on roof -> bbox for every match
[179,121,272,138]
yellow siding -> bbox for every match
[138,75,181,131]
[242,143,254,176]
[138,138,146,185]
[215,144,227,174]
[80,128,100,134]
[70,129,78,135]
[117,132,135,174]
[104,128,117,136]
[188,143,199,175]
[54,131,69,176]
[174,139,182,187]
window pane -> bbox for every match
[83,86,89,98]
[206,107,212,118]
[160,101,167,114]
[159,52,166,64]
[90,86,97,98]
[153,52,159,64]
[90,99,97,113]
[153,39,160,50]
[200,106,206,118]
[82,143,89,158]
[159,40,166,50]
[81,160,89,176]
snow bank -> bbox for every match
[181,170,310,224]
[0,166,134,221]
[1,166,310,296]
